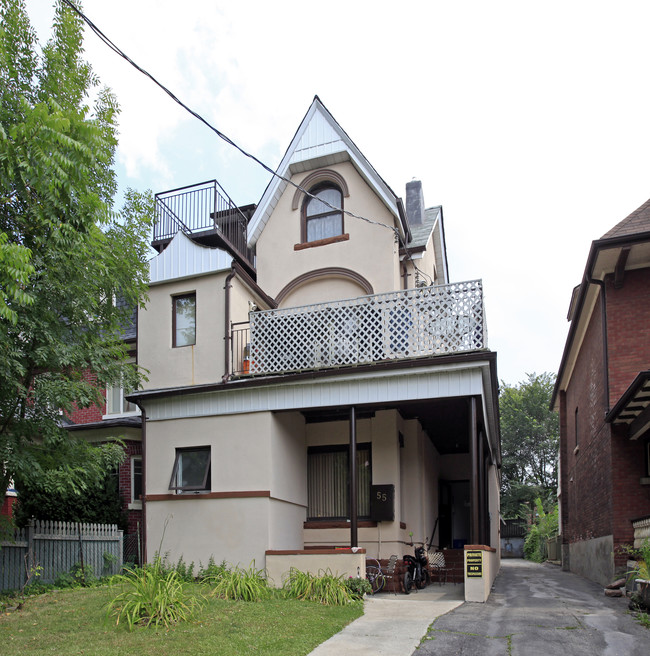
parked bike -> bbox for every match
[403,544,429,594]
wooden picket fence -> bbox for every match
[0,519,123,593]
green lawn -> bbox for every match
[0,586,363,655]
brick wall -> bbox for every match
[67,369,106,424]
[117,440,143,537]
[561,268,650,564]
[562,297,613,543]
[610,424,650,569]
[606,268,650,405]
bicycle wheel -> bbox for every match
[366,565,385,594]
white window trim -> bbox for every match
[103,358,139,419]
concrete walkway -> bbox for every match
[417,559,649,655]
[308,582,465,655]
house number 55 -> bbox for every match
[376,491,387,502]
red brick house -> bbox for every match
[552,199,650,586]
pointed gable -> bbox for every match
[601,198,650,240]
[248,96,408,247]
[149,231,233,284]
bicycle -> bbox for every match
[365,558,385,594]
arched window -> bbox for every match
[302,184,343,243]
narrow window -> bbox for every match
[105,360,137,416]
[574,407,579,448]
[131,456,143,504]
[303,184,343,243]
[307,444,370,520]
[173,293,196,347]
[169,447,211,493]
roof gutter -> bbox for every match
[586,275,610,414]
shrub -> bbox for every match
[54,562,96,588]
[197,556,228,582]
[207,562,271,602]
[283,568,355,606]
[344,576,371,600]
[523,498,558,562]
[106,564,203,630]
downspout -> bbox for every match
[223,267,236,383]
[133,402,147,564]
[587,276,610,413]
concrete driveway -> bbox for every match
[415,559,649,655]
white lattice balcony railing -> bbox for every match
[235,280,487,377]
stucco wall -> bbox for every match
[145,411,309,565]
[139,272,227,390]
[256,161,401,301]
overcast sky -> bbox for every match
[25,0,650,386]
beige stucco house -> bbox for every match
[132,98,501,590]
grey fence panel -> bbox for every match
[0,526,28,592]
[1,520,123,592]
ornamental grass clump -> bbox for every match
[283,568,355,606]
[106,564,203,630]
[207,562,271,602]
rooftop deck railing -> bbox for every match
[232,280,486,376]
[154,180,254,266]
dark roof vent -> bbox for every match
[405,179,425,226]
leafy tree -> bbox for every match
[499,372,559,518]
[0,0,152,500]
[12,468,128,531]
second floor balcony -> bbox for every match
[231,280,487,377]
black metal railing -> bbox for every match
[154,180,254,266]
[231,321,251,376]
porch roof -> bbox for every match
[606,370,650,439]
[128,351,500,465]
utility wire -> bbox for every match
[60,0,433,286]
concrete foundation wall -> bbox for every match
[568,534,615,586]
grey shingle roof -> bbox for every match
[408,206,440,249]
[601,197,650,239]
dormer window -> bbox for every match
[303,184,343,243]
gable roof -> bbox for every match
[401,205,450,285]
[601,197,650,239]
[552,197,650,408]
[248,96,410,247]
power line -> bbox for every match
[59,0,433,286]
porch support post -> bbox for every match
[349,406,358,548]
[478,430,486,545]
[470,397,480,544]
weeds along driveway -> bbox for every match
[415,559,649,656]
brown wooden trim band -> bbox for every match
[303,520,377,529]
[266,548,366,555]
[276,266,373,305]
[146,490,271,502]
[463,544,497,552]
[291,169,350,210]
[294,233,350,251]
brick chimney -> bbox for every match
[405,179,425,225]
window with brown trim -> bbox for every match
[302,184,343,243]
[169,447,211,493]
[307,443,371,520]
[173,293,196,347]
